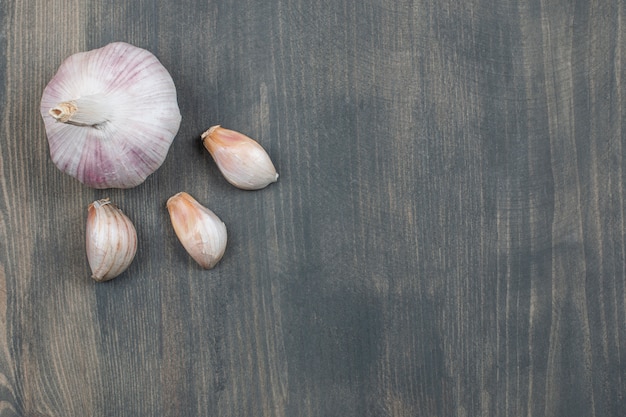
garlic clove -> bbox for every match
[166,192,227,269]
[86,198,138,281]
[201,125,278,190]
[40,42,182,189]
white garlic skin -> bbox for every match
[86,199,138,281]
[201,125,278,190]
[40,42,182,189]
[166,192,227,269]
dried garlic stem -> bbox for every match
[49,94,112,127]
[49,102,77,123]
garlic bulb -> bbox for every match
[86,199,138,281]
[40,42,182,189]
[201,125,278,190]
[166,192,227,269]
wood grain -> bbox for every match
[1,0,624,416]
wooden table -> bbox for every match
[1,0,624,416]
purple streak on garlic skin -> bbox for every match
[40,42,182,189]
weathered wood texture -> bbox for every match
[1,0,624,416]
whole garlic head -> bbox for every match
[40,42,182,189]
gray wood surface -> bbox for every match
[1,0,625,416]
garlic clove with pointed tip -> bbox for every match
[166,192,227,269]
[201,125,278,190]
[86,198,138,281]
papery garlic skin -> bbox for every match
[40,42,182,189]
[201,125,278,190]
[86,199,138,281]
[167,192,227,269]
